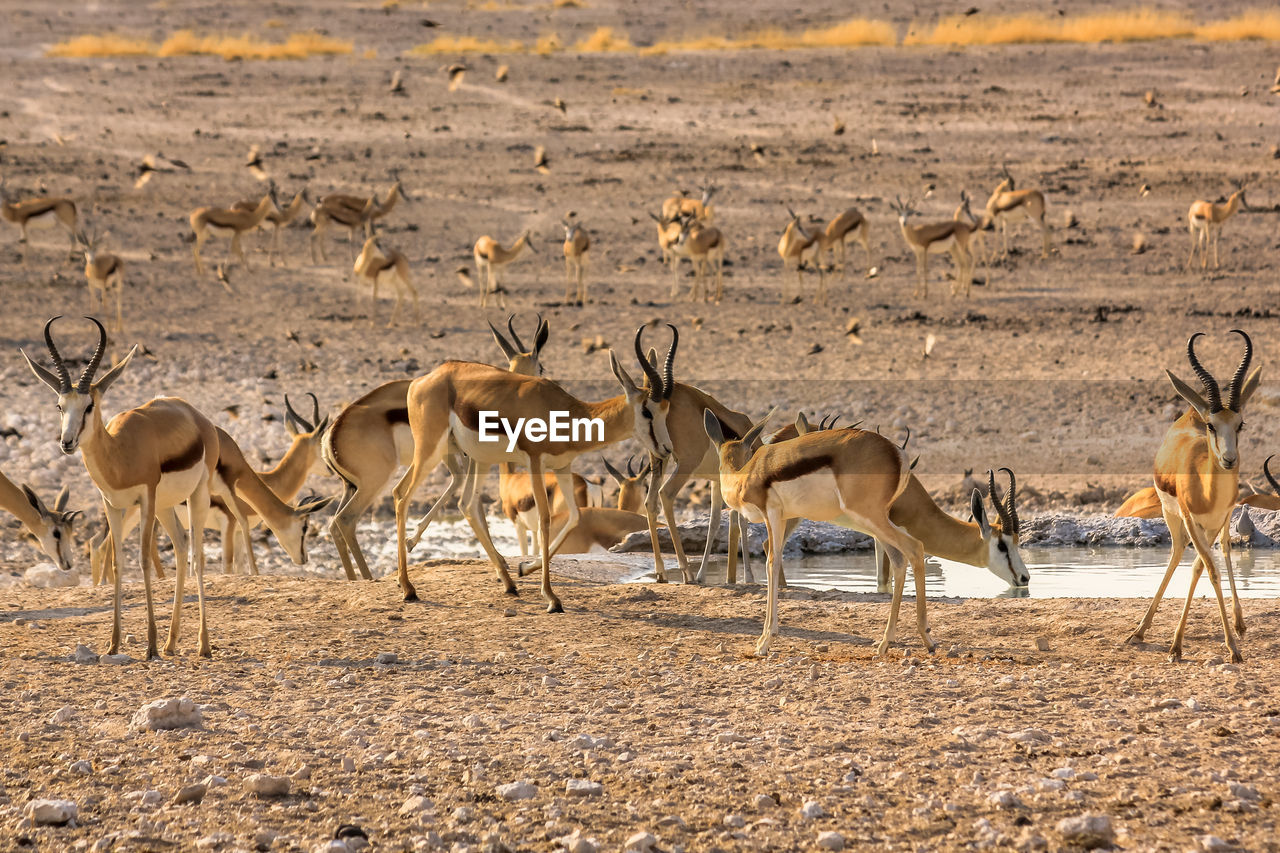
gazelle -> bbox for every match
[1187,186,1248,271]
[390,325,678,611]
[544,507,650,555]
[234,187,309,267]
[76,229,125,332]
[323,315,548,581]
[603,455,650,513]
[190,185,276,279]
[649,212,682,269]
[354,234,419,327]
[1126,331,1259,663]
[661,184,715,224]
[0,475,78,573]
[502,467,592,557]
[320,181,407,236]
[22,316,228,658]
[310,195,375,263]
[891,196,975,299]
[671,216,725,303]
[562,219,590,304]
[984,165,1051,260]
[954,191,991,272]
[0,179,78,263]
[472,230,536,308]
[704,413,931,657]
[778,208,824,303]
[819,206,873,277]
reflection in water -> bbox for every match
[643,547,1280,599]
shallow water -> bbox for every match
[650,547,1280,599]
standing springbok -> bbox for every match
[778,208,824,303]
[649,212,682,269]
[354,234,419,327]
[76,228,125,332]
[984,165,1051,260]
[0,475,78,572]
[310,195,376,263]
[22,317,227,658]
[891,196,976,299]
[190,185,276,279]
[234,187,309,267]
[704,413,932,657]
[819,206,872,277]
[562,219,590,304]
[0,179,78,264]
[323,315,548,581]
[319,181,407,237]
[1187,186,1248,271]
[391,325,677,611]
[1126,331,1260,662]
[671,217,725,303]
[662,184,715,224]
[472,231,536,308]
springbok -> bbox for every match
[1187,186,1248,271]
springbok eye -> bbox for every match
[997,540,1008,553]
[52,530,61,540]
[1207,424,1216,434]
[641,408,653,420]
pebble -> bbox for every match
[723,813,745,828]
[565,779,603,797]
[1227,782,1259,801]
[713,732,745,744]
[49,705,75,724]
[625,831,657,852]
[752,794,776,809]
[74,644,99,664]
[496,780,538,801]
[987,790,1022,808]
[1056,814,1114,849]
[292,764,312,781]
[130,697,202,731]
[1154,697,1182,710]
[253,830,279,849]
[1036,778,1066,792]
[1200,835,1237,852]
[69,759,92,775]
[452,806,475,823]
[816,830,845,851]
[203,775,228,788]
[1186,697,1203,712]
[1034,637,1050,652]
[26,798,77,826]
[374,652,398,665]
[400,795,434,814]
[655,815,686,829]
[1051,768,1076,780]
[341,756,357,772]
[800,800,826,819]
[174,783,208,804]
[245,773,291,797]
[101,653,132,665]
[503,608,517,617]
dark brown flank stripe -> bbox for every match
[1153,472,1178,498]
[385,407,409,426]
[762,455,834,490]
[23,201,63,217]
[455,404,482,432]
[161,438,204,474]
[102,257,120,276]
[515,495,535,513]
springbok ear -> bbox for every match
[54,485,70,512]
[971,490,991,537]
[534,318,550,355]
[21,484,44,513]
[488,319,518,362]
[297,495,335,515]
[602,457,625,484]
[316,413,331,434]
[94,345,137,394]
[21,350,64,393]
[795,412,811,435]
[1166,369,1208,419]
[1237,366,1263,410]
[646,347,658,370]
[742,407,779,449]
[703,409,725,447]
[609,351,639,396]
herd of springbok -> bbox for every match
[0,163,1267,665]
[1,164,1256,332]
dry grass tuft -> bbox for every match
[573,26,633,52]
[48,30,353,60]
[408,35,526,55]
[905,10,1194,46]
[1196,12,1280,41]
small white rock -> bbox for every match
[245,773,290,797]
[800,800,826,819]
[1051,767,1076,780]
[816,830,845,851]
[1056,814,1114,848]
[1227,782,1260,801]
[987,790,1022,808]
[714,731,746,744]
[1034,637,1050,652]
[565,779,602,797]
[723,813,745,828]
[130,697,202,731]
[375,652,398,665]
[73,644,99,664]
[49,705,75,724]
[101,653,132,665]
[625,831,657,852]
[400,794,434,814]
[27,798,77,826]
[1200,835,1237,852]
[174,783,207,804]
[69,759,92,775]
[752,793,776,809]
[496,780,538,801]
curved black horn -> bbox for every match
[987,469,1012,531]
[308,392,321,426]
[283,393,305,430]
[506,313,526,352]
[900,426,911,450]
[634,326,663,401]
[1226,328,1253,412]
[77,316,108,392]
[661,324,678,400]
[625,454,636,478]
[999,467,1019,536]
[42,316,71,392]
[1265,455,1280,496]
[1186,333,1222,413]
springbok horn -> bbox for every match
[987,469,1012,532]
[77,316,108,393]
[1186,333,1222,413]
[634,326,664,402]
[506,313,526,353]
[999,467,1019,536]
[661,324,678,400]
[1265,455,1280,495]
[42,316,72,392]
[1226,328,1253,412]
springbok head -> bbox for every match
[1167,330,1261,471]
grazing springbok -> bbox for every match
[472,230,536,308]
[1,179,77,264]
[1187,186,1248,271]
[0,475,78,572]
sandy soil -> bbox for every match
[4,1,1280,849]
[4,571,1280,852]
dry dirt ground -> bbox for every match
[3,0,1280,849]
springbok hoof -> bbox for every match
[1123,631,1144,646]
[403,590,419,603]
[546,600,564,614]
[1168,647,1183,663]
[1229,649,1244,664]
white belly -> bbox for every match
[392,422,415,466]
[771,470,845,522]
[924,234,959,254]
